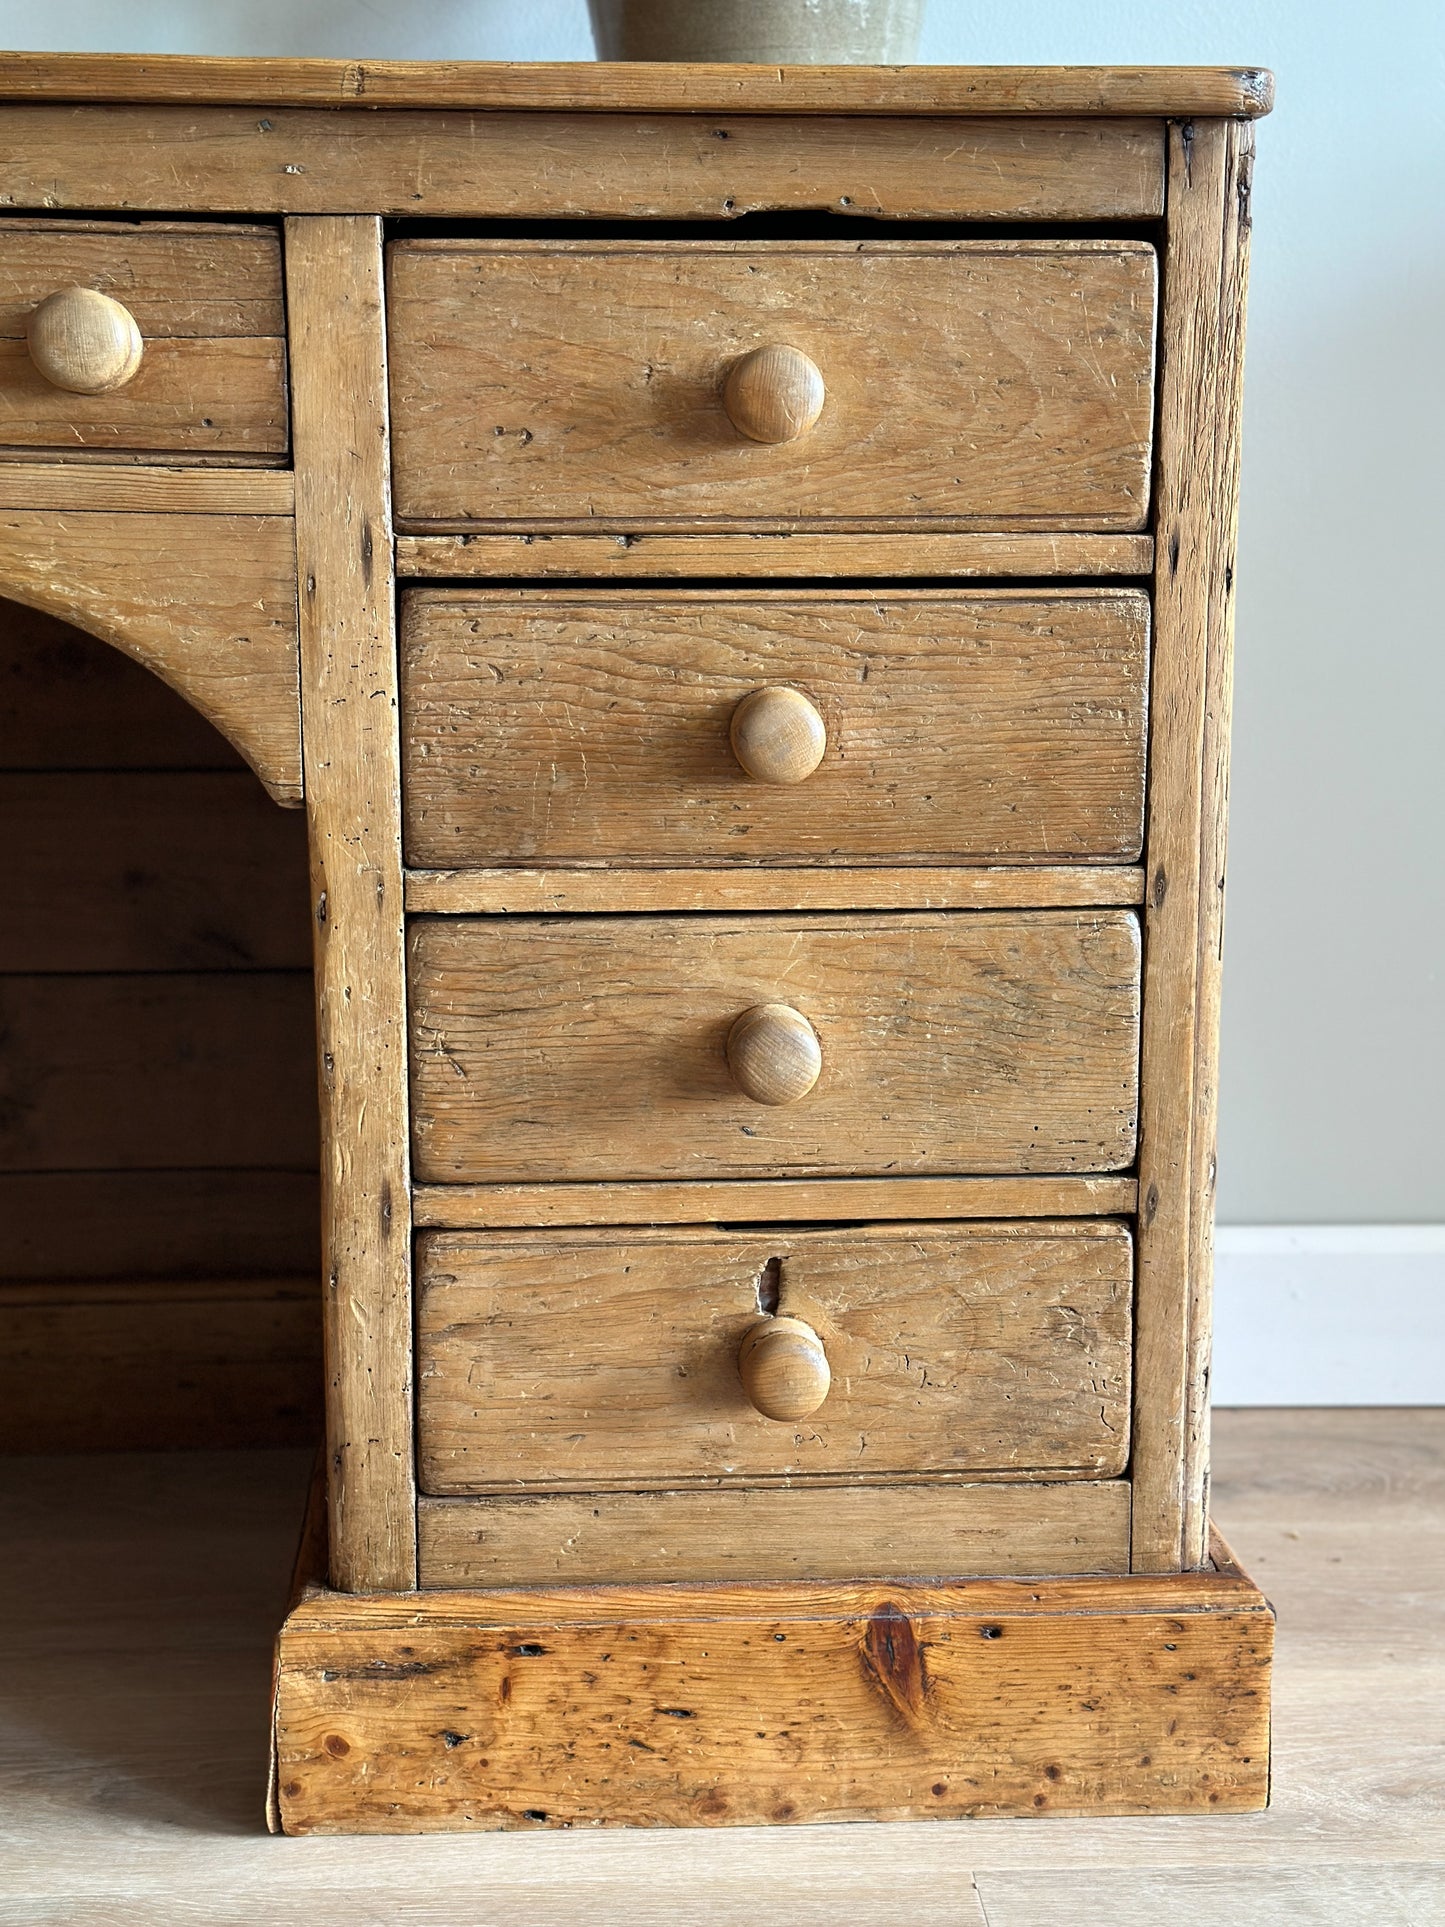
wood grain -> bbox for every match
[0,219,285,336]
[0,1276,320,1452]
[412,1175,1139,1229]
[0,599,248,768]
[396,531,1155,579]
[389,241,1157,531]
[24,285,144,396]
[404,867,1147,916]
[417,1221,1132,1493]
[0,461,293,514]
[0,336,286,458]
[1131,122,1253,1574]
[409,910,1141,1184]
[0,1168,319,1281]
[0,54,1275,116]
[0,971,317,1171]
[1183,122,1256,1571]
[0,508,300,803]
[418,1480,1131,1588]
[1,771,311,971]
[286,215,415,1593]
[0,108,1166,221]
[0,221,286,459]
[401,590,1150,868]
[279,1540,1272,1830]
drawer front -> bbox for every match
[0,220,288,460]
[408,909,1141,1183]
[387,239,1157,529]
[417,1221,1132,1495]
[401,588,1150,868]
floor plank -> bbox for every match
[0,1412,1440,1921]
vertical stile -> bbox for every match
[285,216,416,1592]
[1132,121,1253,1570]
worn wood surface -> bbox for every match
[417,1221,1132,1493]
[0,219,285,335]
[2,771,311,971]
[0,220,286,459]
[1182,123,1256,1569]
[0,1277,320,1452]
[12,1410,1442,1910]
[1131,123,1253,1574]
[287,216,414,1593]
[405,867,1146,916]
[396,531,1155,579]
[0,594,244,767]
[0,109,1167,222]
[390,241,1156,531]
[0,507,300,803]
[401,590,1149,868]
[418,1480,1131,1589]
[0,337,286,459]
[0,461,294,514]
[0,54,1275,116]
[283,1512,1265,1827]
[409,910,1141,1184]
[412,1175,1139,1229]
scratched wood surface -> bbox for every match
[418,1479,1131,1589]
[408,910,1142,1184]
[0,219,287,460]
[417,1221,1132,1493]
[0,108,1168,222]
[389,240,1157,531]
[279,1559,1258,1829]
[2,1411,1436,1913]
[0,54,1274,116]
[1130,123,1254,1573]
[396,531,1155,580]
[287,215,416,1593]
[0,506,301,802]
[404,867,1147,917]
[412,1175,1139,1228]
[400,589,1150,868]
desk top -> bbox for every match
[0,53,1273,118]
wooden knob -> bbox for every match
[739,1316,831,1421]
[722,345,825,444]
[729,686,826,785]
[26,286,144,395]
[726,1003,822,1106]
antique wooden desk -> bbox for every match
[0,54,1274,1831]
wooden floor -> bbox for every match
[1,1411,1441,1924]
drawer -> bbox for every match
[0,220,288,461]
[401,588,1150,868]
[417,1221,1132,1495]
[387,238,1157,530]
[408,909,1141,1183]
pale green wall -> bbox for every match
[2,0,1440,1222]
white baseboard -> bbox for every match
[1211,1225,1445,1406]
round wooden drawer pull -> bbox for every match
[725,1003,822,1106]
[26,286,145,395]
[739,1316,831,1421]
[722,344,825,443]
[730,685,827,785]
